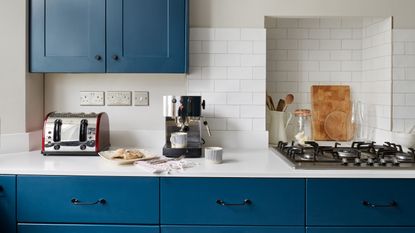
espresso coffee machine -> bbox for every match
[163,96,211,158]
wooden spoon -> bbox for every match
[283,94,294,112]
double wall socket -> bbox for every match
[106,91,132,106]
[80,91,105,106]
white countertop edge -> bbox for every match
[1,149,415,178]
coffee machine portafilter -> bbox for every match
[163,96,211,158]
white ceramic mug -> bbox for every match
[170,132,188,148]
[205,147,223,164]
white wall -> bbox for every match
[0,0,44,135]
[189,0,415,28]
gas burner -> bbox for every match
[273,141,415,169]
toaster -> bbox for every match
[42,112,110,155]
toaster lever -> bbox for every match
[79,119,88,142]
[53,119,62,142]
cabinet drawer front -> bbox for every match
[307,179,415,226]
[307,227,415,233]
[162,226,304,233]
[17,176,159,224]
[19,224,159,233]
[0,175,16,233]
[161,178,305,225]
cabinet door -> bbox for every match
[0,176,16,233]
[30,0,106,72]
[162,226,304,233]
[107,0,188,73]
[19,224,159,233]
[307,227,415,233]
[161,178,305,226]
[18,176,159,224]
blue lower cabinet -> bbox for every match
[162,226,304,233]
[161,178,305,225]
[0,176,16,233]
[18,224,159,233]
[307,227,415,233]
[307,179,415,226]
[17,176,159,224]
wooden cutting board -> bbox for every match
[311,85,352,141]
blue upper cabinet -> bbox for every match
[30,0,106,73]
[30,0,188,73]
[107,0,188,73]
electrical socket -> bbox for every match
[134,91,149,106]
[80,91,105,106]
[106,91,132,106]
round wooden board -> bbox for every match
[324,111,354,141]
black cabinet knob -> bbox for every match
[112,55,119,61]
[95,55,102,61]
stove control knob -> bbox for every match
[392,158,400,166]
[379,159,387,166]
[367,158,374,166]
[354,158,361,165]
[54,145,60,150]
[341,158,348,166]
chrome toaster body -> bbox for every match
[41,112,110,156]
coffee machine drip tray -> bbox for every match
[163,143,203,158]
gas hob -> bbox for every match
[273,141,415,169]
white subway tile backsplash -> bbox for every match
[215,105,240,118]
[188,80,214,92]
[309,72,330,82]
[298,61,319,71]
[205,118,227,131]
[252,93,265,105]
[241,29,266,41]
[240,80,266,92]
[202,67,228,80]
[189,54,214,66]
[342,40,362,50]
[342,61,362,71]
[253,41,266,54]
[214,54,241,67]
[227,119,252,131]
[330,50,352,60]
[253,67,266,80]
[330,72,352,82]
[188,67,202,80]
[215,28,241,40]
[241,55,266,66]
[309,50,330,60]
[319,40,341,50]
[215,80,240,92]
[252,119,266,131]
[240,105,265,118]
[320,61,341,71]
[267,28,287,39]
[309,29,330,39]
[277,18,299,28]
[202,41,228,54]
[189,41,203,54]
[227,93,253,104]
[287,29,309,39]
[393,30,415,42]
[228,67,253,80]
[275,40,298,49]
[203,93,227,105]
[298,18,320,28]
[330,29,352,39]
[298,40,320,49]
[320,18,341,28]
[287,50,309,60]
[228,41,253,54]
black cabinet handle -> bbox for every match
[71,198,106,206]
[0,186,3,192]
[112,55,119,61]
[95,55,102,61]
[362,200,398,208]
[216,199,252,206]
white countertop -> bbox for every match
[1,148,415,178]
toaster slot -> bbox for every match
[79,119,88,142]
[53,119,62,142]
